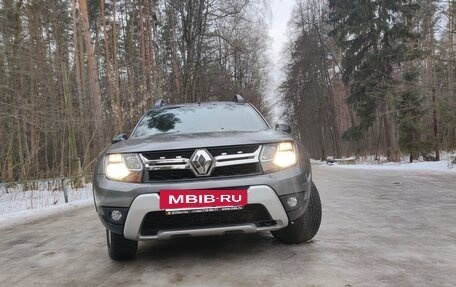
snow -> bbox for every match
[0,183,93,215]
[0,198,92,229]
[328,160,454,171]
[0,182,93,227]
[313,153,456,172]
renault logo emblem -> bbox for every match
[190,149,214,176]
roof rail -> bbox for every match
[154,99,166,108]
[233,94,246,103]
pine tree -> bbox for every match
[396,2,429,162]
[397,68,426,162]
[328,0,420,160]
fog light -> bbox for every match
[111,210,122,221]
[287,196,298,208]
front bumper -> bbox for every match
[94,166,312,240]
[122,185,288,240]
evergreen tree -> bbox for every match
[328,0,420,154]
[397,68,426,162]
[396,3,428,162]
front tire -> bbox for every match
[106,229,138,260]
[272,182,322,244]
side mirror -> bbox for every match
[112,133,128,144]
[275,123,292,134]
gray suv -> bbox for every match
[93,96,322,260]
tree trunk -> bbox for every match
[382,101,399,161]
[72,0,84,124]
[78,0,103,143]
[101,0,122,132]
[168,5,181,97]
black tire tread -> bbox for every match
[271,182,322,244]
[107,229,138,260]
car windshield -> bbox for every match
[131,103,268,138]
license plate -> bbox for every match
[159,189,247,212]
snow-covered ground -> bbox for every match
[312,153,456,172]
[0,182,93,217]
[0,198,92,229]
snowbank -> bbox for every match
[0,183,93,215]
[0,198,92,229]
[0,182,93,228]
[329,160,454,171]
[313,154,456,172]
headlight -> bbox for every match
[260,142,297,173]
[105,154,143,182]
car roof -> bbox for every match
[150,101,247,111]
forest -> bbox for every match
[0,0,270,181]
[0,0,455,182]
[282,0,456,161]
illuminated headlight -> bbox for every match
[260,142,297,173]
[105,154,143,182]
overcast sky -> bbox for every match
[266,0,295,120]
[268,0,294,73]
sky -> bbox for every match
[266,0,295,121]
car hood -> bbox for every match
[107,129,292,154]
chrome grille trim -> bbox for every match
[139,155,190,171]
[213,148,260,167]
[139,146,261,173]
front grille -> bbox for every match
[207,145,260,156]
[141,204,272,236]
[146,163,261,181]
[141,144,263,182]
[142,145,260,160]
[210,163,259,177]
[148,169,196,181]
[141,149,195,160]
